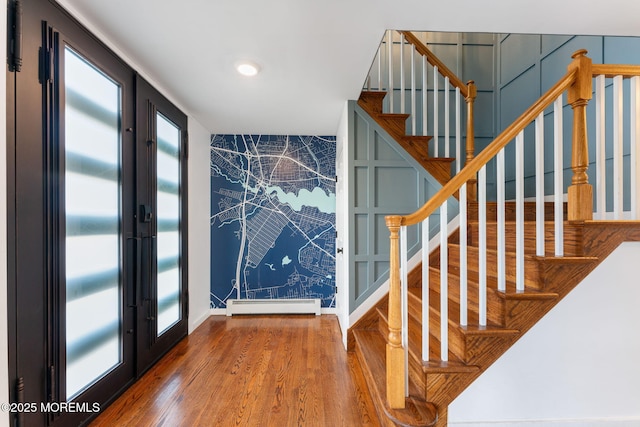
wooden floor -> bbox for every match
[90,315,380,427]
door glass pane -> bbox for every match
[156,113,181,336]
[64,47,122,399]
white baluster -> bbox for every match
[434,66,439,157]
[422,217,430,361]
[456,87,461,173]
[632,76,640,220]
[459,183,468,326]
[497,148,506,292]
[613,75,624,219]
[422,55,428,137]
[400,225,409,396]
[554,96,564,256]
[478,166,487,325]
[440,202,448,361]
[535,113,545,257]
[377,44,382,91]
[400,33,405,115]
[388,31,394,114]
[411,48,416,135]
[444,77,450,157]
[596,75,606,219]
[516,131,525,292]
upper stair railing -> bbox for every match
[364,30,477,176]
[385,49,640,408]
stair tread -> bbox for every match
[423,157,455,163]
[353,330,438,427]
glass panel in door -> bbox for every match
[155,113,182,336]
[64,46,122,399]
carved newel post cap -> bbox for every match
[572,49,588,59]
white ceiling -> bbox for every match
[58,0,640,135]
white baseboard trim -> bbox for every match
[211,305,334,316]
[450,418,640,427]
[188,310,211,333]
[226,298,321,315]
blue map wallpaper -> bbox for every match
[210,135,336,308]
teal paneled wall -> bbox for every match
[348,101,457,313]
[496,34,640,203]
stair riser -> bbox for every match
[375,114,409,137]
[448,245,544,290]
[421,269,506,327]
[500,298,557,331]
[357,92,386,114]
[467,222,583,257]
[467,202,567,222]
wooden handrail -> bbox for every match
[399,69,577,226]
[592,64,640,78]
[400,31,468,97]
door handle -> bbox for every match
[126,237,141,307]
[141,236,157,302]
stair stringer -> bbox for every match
[448,240,640,424]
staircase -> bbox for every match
[357,91,455,187]
[348,38,640,426]
[352,204,640,426]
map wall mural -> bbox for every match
[210,134,336,308]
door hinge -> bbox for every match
[334,175,338,182]
[7,0,23,72]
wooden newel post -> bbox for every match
[567,49,593,221]
[466,80,478,201]
[385,215,405,409]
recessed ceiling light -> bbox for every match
[236,61,260,77]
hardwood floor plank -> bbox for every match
[90,315,378,427]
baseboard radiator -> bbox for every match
[226,299,321,316]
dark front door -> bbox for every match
[134,76,188,374]
[6,1,188,425]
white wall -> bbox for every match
[449,242,640,426]
[187,120,211,332]
[335,102,350,347]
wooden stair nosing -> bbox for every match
[353,329,438,427]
